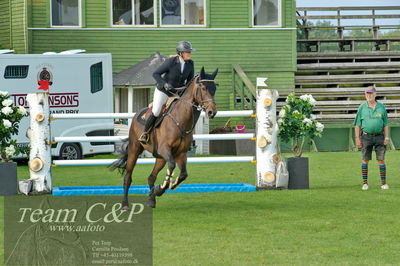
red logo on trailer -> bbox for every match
[37,68,53,91]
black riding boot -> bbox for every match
[139,114,157,144]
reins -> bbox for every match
[167,75,215,137]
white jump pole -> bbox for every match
[53,133,255,143]
[255,78,281,189]
[50,110,255,120]
[25,92,52,194]
[53,156,255,166]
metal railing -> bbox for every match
[297,6,400,39]
[296,6,400,52]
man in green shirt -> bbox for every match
[354,86,389,190]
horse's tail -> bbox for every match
[108,140,128,176]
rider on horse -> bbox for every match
[138,41,195,144]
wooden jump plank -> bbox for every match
[298,25,400,29]
[295,74,400,85]
[297,6,400,11]
[276,99,400,106]
[298,51,400,58]
[298,14,400,20]
[297,62,400,71]
[296,73,400,80]
[316,113,400,120]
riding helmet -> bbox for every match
[176,41,195,53]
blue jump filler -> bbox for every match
[52,183,256,196]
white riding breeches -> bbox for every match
[152,88,169,117]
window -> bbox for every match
[90,62,103,93]
[112,0,155,26]
[4,65,29,79]
[253,0,281,27]
[161,0,205,26]
[51,0,81,27]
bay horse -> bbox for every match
[111,67,218,209]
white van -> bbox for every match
[0,52,114,159]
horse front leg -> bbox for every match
[147,158,166,208]
[122,140,143,211]
[153,147,176,197]
[170,153,188,190]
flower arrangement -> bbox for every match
[0,90,28,162]
[278,93,324,157]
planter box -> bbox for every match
[0,162,17,195]
[287,157,309,189]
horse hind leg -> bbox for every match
[170,153,188,190]
[147,158,166,208]
[122,140,143,211]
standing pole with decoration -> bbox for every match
[255,78,283,189]
[19,78,52,195]
[25,92,52,194]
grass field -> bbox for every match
[1,151,400,265]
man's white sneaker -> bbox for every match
[381,184,389,190]
[362,184,369,190]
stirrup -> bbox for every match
[138,132,149,144]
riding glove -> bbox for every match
[164,83,173,91]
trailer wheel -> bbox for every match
[59,143,82,160]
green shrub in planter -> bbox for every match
[278,93,324,189]
[0,90,29,195]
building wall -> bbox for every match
[0,0,27,52]
[28,0,297,113]
[0,0,11,49]
[10,0,28,53]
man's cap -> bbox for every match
[365,86,376,93]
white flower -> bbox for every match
[303,118,313,127]
[300,94,317,106]
[316,122,324,132]
[2,119,12,128]
[1,106,13,115]
[2,99,13,107]
[293,110,300,115]
[310,114,316,120]
[277,118,284,125]
[17,106,27,115]
[5,145,15,157]
[0,91,8,97]
[279,109,286,118]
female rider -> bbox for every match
[139,41,195,143]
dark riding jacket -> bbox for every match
[153,56,194,97]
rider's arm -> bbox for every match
[153,58,173,90]
[185,60,194,85]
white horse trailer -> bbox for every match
[0,52,114,159]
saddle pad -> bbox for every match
[137,97,180,127]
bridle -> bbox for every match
[167,75,217,137]
[194,77,217,111]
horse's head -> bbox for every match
[192,67,218,118]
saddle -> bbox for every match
[137,96,180,158]
[137,95,180,127]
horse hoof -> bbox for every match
[153,186,165,197]
[122,205,130,211]
[148,199,156,208]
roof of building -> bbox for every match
[113,52,166,86]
